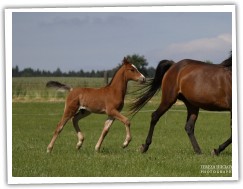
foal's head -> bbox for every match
[122,58,146,84]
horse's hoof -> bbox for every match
[195,150,202,155]
[211,149,219,156]
[140,144,148,153]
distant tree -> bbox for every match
[12,54,156,78]
[205,60,213,64]
[124,54,149,76]
[12,66,20,77]
[53,68,62,77]
[78,69,84,77]
[146,66,156,78]
[90,70,96,77]
[21,68,35,77]
[42,70,52,76]
[36,69,42,76]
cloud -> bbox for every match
[39,14,132,29]
[165,33,232,54]
[146,33,232,66]
[39,16,91,28]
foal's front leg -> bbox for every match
[95,117,114,151]
[109,109,132,148]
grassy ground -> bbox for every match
[11,77,232,177]
[12,101,232,177]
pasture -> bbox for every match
[12,77,232,177]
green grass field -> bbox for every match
[12,77,232,177]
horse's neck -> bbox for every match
[109,70,127,99]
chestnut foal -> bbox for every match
[46,58,145,153]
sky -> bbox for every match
[12,9,232,72]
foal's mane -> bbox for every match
[106,65,123,86]
[106,58,129,86]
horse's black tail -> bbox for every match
[46,81,72,92]
[129,60,174,116]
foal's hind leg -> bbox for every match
[47,100,79,153]
[184,103,201,154]
[72,109,91,150]
[47,115,71,153]
[212,112,232,156]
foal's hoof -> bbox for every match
[122,139,131,149]
[95,146,100,152]
[47,148,52,153]
[140,144,149,153]
[211,149,219,156]
[76,145,81,150]
[122,143,129,149]
[76,141,83,150]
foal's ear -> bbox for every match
[123,57,129,65]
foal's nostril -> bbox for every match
[139,76,146,83]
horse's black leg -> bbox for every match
[141,103,171,153]
[140,111,159,153]
[212,112,232,156]
[184,104,201,154]
[212,135,232,156]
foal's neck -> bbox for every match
[109,68,128,99]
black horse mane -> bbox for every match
[220,52,232,71]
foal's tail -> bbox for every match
[46,81,72,92]
[129,60,174,116]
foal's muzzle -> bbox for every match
[138,75,146,84]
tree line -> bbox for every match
[12,66,115,77]
[12,54,156,78]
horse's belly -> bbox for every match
[183,92,231,111]
[180,73,231,111]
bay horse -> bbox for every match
[46,58,145,153]
[130,54,232,155]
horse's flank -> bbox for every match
[168,59,232,111]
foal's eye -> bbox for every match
[130,69,135,72]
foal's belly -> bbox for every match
[77,105,106,114]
